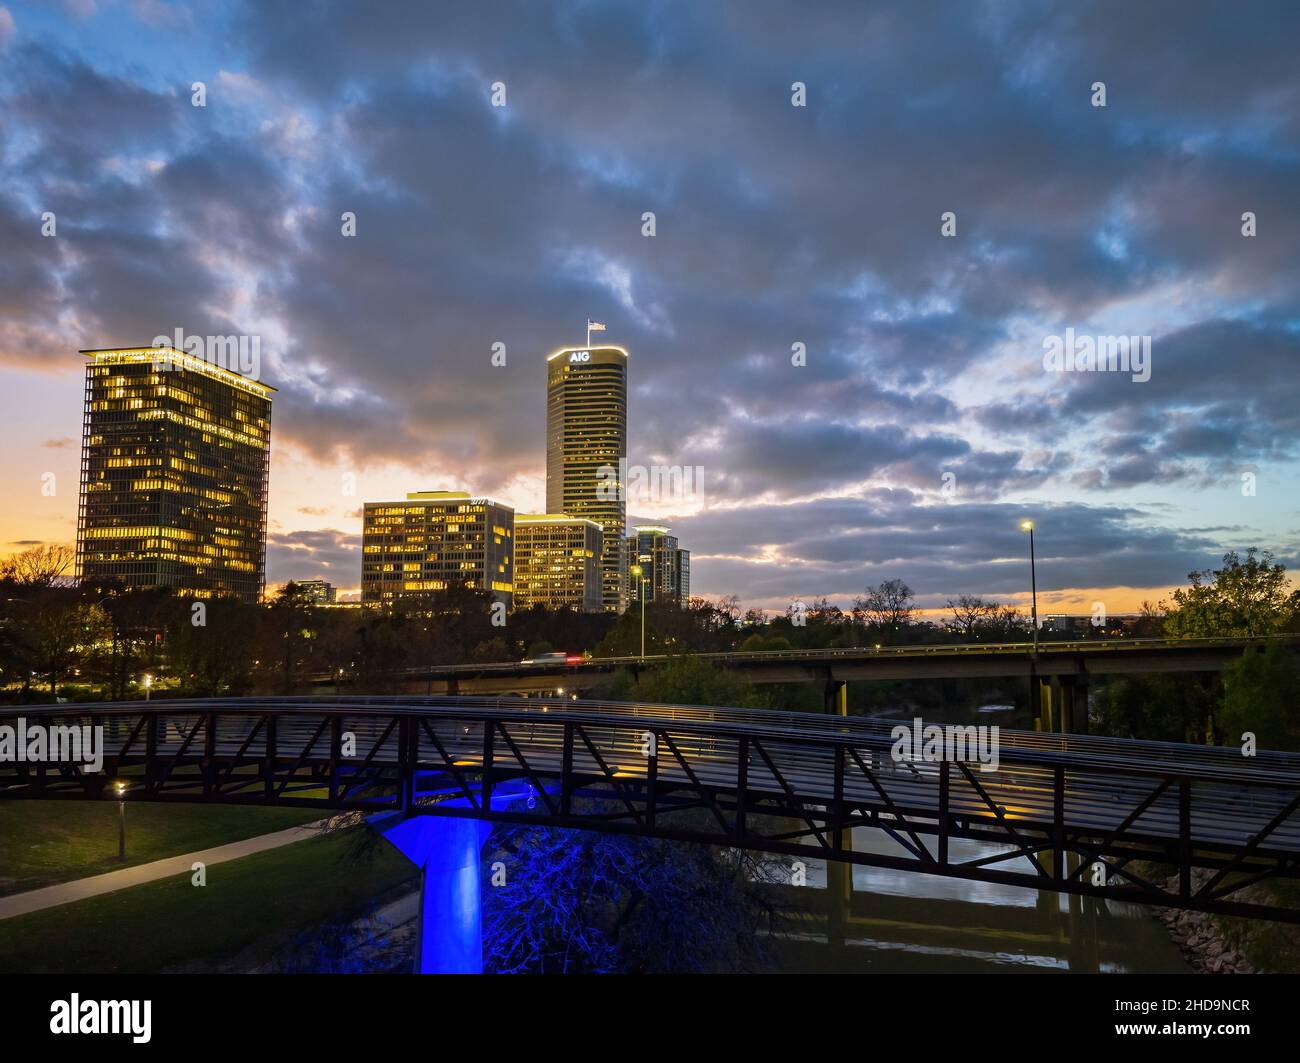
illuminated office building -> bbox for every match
[624,525,690,606]
[75,346,273,604]
[294,578,337,604]
[361,491,513,608]
[513,514,603,612]
[546,344,628,611]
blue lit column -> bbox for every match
[374,780,539,974]
[380,813,492,973]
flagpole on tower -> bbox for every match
[586,319,591,348]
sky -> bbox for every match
[1,0,1297,616]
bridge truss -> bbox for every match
[4,696,1300,923]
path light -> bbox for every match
[115,780,127,861]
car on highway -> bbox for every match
[519,651,589,666]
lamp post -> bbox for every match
[630,564,647,658]
[1020,520,1038,654]
[142,673,152,701]
[115,780,127,860]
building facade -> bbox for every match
[294,578,337,604]
[624,525,690,607]
[546,345,628,611]
[75,346,273,604]
[361,491,514,608]
[513,514,603,612]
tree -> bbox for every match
[1218,643,1300,752]
[853,579,915,644]
[482,824,784,973]
[1091,673,1218,744]
[946,595,999,638]
[1,545,76,588]
[1164,550,1300,638]
[269,582,317,693]
[169,596,257,696]
[19,591,110,698]
[611,655,768,709]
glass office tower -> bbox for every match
[75,347,273,603]
[545,345,628,611]
[624,524,690,606]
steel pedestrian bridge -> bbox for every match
[4,695,1300,923]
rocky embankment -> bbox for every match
[1156,871,1255,973]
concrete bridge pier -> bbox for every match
[1056,675,1088,734]
[375,780,537,974]
[1031,671,1090,735]
[1032,675,1054,732]
[380,813,492,973]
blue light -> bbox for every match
[375,780,539,974]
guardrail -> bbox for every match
[386,633,1295,677]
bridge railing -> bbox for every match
[7,694,1300,921]
[385,633,1297,677]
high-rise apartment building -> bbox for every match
[361,491,514,608]
[546,345,628,611]
[75,346,273,603]
[624,525,690,607]
[513,514,603,612]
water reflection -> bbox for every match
[766,826,1189,973]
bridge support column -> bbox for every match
[1034,678,1054,733]
[823,680,847,716]
[827,858,851,950]
[380,814,492,973]
[373,780,540,974]
[1057,675,1082,734]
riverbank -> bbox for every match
[1154,869,1300,973]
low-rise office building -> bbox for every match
[362,491,513,608]
[514,513,603,612]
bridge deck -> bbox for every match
[372,634,1297,687]
[5,695,1300,921]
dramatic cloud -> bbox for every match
[1,1,1297,605]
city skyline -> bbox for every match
[2,1,1298,618]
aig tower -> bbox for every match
[546,343,628,611]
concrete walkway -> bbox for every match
[0,821,332,921]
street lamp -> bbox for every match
[1020,520,1038,654]
[629,564,648,658]
[142,673,152,702]
[115,780,127,860]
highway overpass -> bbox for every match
[326,637,1298,723]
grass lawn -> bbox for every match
[0,800,323,896]
[0,827,418,973]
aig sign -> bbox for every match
[569,350,591,363]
